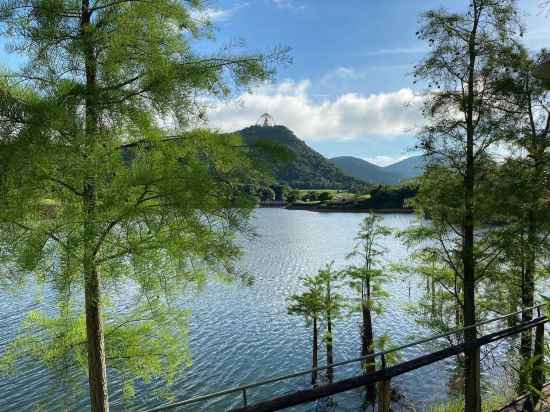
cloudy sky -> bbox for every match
[0,1,548,166]
[198,0,550,165]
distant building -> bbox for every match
[256,113,275,127]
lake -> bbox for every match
[0,209,514,411]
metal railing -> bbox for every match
[142,303,548,412]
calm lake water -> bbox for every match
[0,209,514,411]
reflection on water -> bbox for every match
[0,209,516,411]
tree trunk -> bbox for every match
[81,1,110,410]
[377,380,391,412]
[463,6,481,411]
[84,226,109,412]
[326,314,334,383]
[431,278,436,319]
[362,301,376,404]
[326,276,334,383]
[463,125,481,412]
[519,235,535,392]
[312,317,318,385]
[520,129,542,393]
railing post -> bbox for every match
[242,388,247,406]
[531,322,545,407]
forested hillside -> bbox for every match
[237,125,368,190]
[329,156,402,184]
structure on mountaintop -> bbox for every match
[256,113,275,127]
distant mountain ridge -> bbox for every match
[329,155,427,184]
[237,125,368,190]
[384,156,428,180]
[236,124,427,188]
[329,156,402,185]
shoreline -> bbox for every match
[258,204,415,214]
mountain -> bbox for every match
[384,155,427,180]
[237,125,368,190]
[328,155,430,184]
[329,156,402,185]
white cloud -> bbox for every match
[365,155,409,167]
[201,8,231,21]
[272,0,305,11]
[207,80,426,140]
[190,3,249,22]
[364,47,427,56]
[319,67,366,87]
[329,67,356,78]
[320,67,361,85]
[319,65,414,90]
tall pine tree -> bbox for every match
[414,1,520,410]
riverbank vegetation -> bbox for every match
[259,182,418,212]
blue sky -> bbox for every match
[203,0,550,165]
[1,1,549,165]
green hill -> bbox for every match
[384,155,427,180]
[237,125,368,191]
[329,156,402,184]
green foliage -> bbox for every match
[316,264,346,320]
[289,264,345,335]
[0,300,192,400]
[285,189,300,203]
[302,191,319,202]
[287,275,324,327]
[302,184,416,211]
[428,395,509,412]
[405,10,524,397]
[0,0,286,403]
[344,215,392,315]
[375,335,400,368]
[364,183,418,210]
[271,184,288,202]
[258,186,276,202]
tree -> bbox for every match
[287,276,324,385]
[272,184,288,202]
[490,47,550,392]
[303,191,319,202]
[289,265,343,385]
[414,2,520,410]
[316,264,344,383]
[286,189,300,204]
[343,214,391,402]
[0,1,284,410]
[318,191,332,202]
[258,186,276,202]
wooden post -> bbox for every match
[531,322,545,407]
